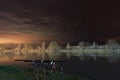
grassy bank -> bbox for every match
[0,65,33,80]
[0,65,87,80]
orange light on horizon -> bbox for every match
[0,34,52,44]
[0,38,25,44]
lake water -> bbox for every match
[0,52,120,80]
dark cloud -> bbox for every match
[0,0,119,43]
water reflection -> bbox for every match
[1,51,120,65]
[0,52,62,61]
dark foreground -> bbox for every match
[1,61,120,80]
[63,60,120,80]
[1,56,120,80]
[0,65,87,80]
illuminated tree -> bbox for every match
[66,43,71,49]
[41,42,46,59]
[46,41,61,59]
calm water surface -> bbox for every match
[0,52,120,80]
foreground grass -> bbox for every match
[0,65,34,80]
[0,65,87,80]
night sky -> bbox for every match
[0,0,119,44]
